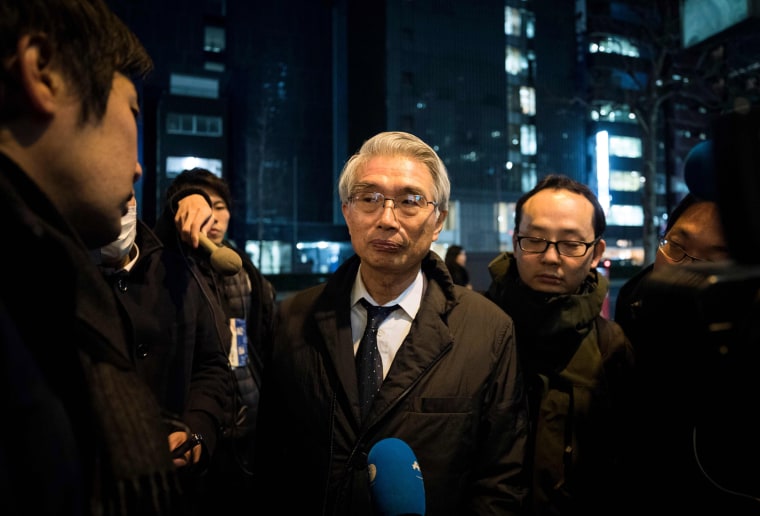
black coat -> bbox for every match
[253,251,529,515]
[613,262,760,515]
[102,220,232,456]
[0,152,179,515]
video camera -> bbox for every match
[638,107,760,397]
[631,107,760,513]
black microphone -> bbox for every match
[198,233,242,275]
[367,438,425,516]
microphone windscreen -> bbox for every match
[368,438,425,516]
[198,233,242,275]
[210,247,243,276]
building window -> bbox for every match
[610,170,643,191]
[165,156,222,178]
[521,162,537,192]
[609,135,642,158]
[607,204,644,226]
[525,12,535,39]
[204,62,225,73]
[204,25,226,53]
[170,74,219,99]
[443,200,458,232]
[588,35,640,58]
[505,7,521,36]
[590,101,637,123]
[167,113,223,137]
[505,46,527,76]
[520,124,536,155]
[519,86,536,115]
[496,201,511,235]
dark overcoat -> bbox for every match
[253,251,528,515]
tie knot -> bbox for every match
[360,298,399,329]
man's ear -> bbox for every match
[590,238,606,267]
[431,210,447,240]
[16,34,58,115]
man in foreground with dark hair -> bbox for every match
[0,1,183,514]
[615,141,731,345]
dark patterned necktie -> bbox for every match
[357,298,399,420]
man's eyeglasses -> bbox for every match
[516,235,599,257]
[348,191,438,217]
[658,238,705,263]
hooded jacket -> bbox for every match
[486,252,635,516]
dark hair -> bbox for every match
[663,193,704,234]
[514,174,607,238]
[167,168,232,209]
[444,245,464,268]
[0,0,153,124]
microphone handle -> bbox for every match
[198,233,220,254]
[197,233,243,275]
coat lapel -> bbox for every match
[312,252,457,426]
[365,279,455,423]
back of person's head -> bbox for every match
[445,245,464,267]
[514,174,607,238]
[0,0,153,124]
[338,131,451,213]
[167,168,232,209]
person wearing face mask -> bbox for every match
[94,193,233,514]
[93,199,140,268]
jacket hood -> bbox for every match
[487,252,608,338]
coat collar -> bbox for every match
[312,251,457,425]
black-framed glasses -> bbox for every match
[658,237,705,263]
[516,235,599,257]
[348,191,438,217]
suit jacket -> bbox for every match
[253,251,528,515]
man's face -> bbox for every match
[513,188,605,295]
[58,72,142,247]
[654,201,729,270]
[341,155,446,280]
[204,189,231,246]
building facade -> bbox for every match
[108,0,760,281]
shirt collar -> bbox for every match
[351,264,424,319]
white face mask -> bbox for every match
[100,205,138,264]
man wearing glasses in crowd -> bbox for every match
[485,174,635,516]
[614,192,729,344]
[252,131,528,515]
[610,140,760,515]
[615,140,731,347]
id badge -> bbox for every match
[228,318,248,367]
